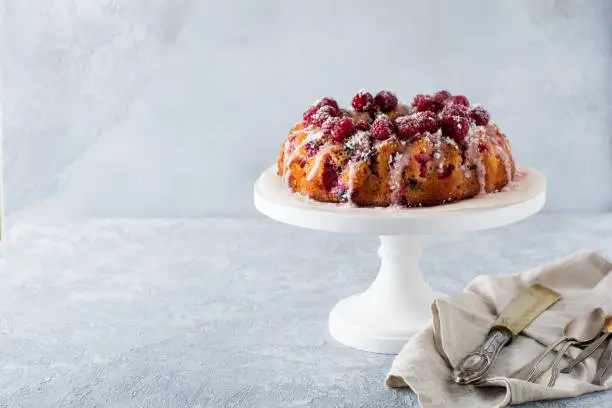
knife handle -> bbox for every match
[453,328,512,384]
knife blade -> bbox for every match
[453,283,561,384]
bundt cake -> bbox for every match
[277,90,515,207]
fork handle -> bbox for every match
[525,338,566,382]
[548,341,573,387]
[561,333,609,374]
[593,335,612,386]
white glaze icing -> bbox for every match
[389,151,413,205]
[306,144,334,181]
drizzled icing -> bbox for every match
[307,144,334,180]
[388,151,413,205]
[425,131,445,176]
[463,126,488,195]
[461,123,513,195]
[487,125,513,183]
[346,161,360,204]
[281,126,324,185]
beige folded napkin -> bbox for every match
[387,251,612,408]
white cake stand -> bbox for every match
[253,165,546,354]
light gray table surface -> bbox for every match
[0,215,610,407]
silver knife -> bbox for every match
[453,284,561,384]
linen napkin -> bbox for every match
[387,251,612,407]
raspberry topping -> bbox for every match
[370,115,396,140]
[352,90,375,112]
[415,111,440,134]
[321,117,340,136]
[331,118,356,144]
[412,94,443,113]
[303,97,340,126]
[433,90,452,104]
[303,105,319,125]
[441,115,470,144]
[441,103,469,118]
[395,116,419,140]
[355,120,371,131]
[312,105,339,127]
[469,106,490,126]
[450,95,470,107]
[374,90,398,112]
[317,97,340,111]
[300,90,493,152]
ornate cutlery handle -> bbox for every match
[548,341,573,387]
[453,328,512,384]
[593,336,612,386]
[525,338,566,382]
[561,333,609,374]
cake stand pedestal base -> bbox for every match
[254,165,545,354]
[329,235,433,354]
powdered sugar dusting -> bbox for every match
[345,131,370,151]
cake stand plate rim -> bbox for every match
[253,164,546,234]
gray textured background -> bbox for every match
[2,0,612,217]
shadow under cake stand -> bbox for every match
[254,165,546,354]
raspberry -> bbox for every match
[303,105,319,125]
[438,164,455,179]
[370,115,396,140]
[374,90,398,112]
[321,160,339,192]
[352,90,375,112]
[317,97,340,111]
[441,115,470,144]
[441,103,469,118]
[469,106,490,126]
[451,95,470,107]
[415,111,440,134]
[303,98,340,125]
[412,94,443,112]
[321,117,340,136]
[395,116,419,140]
[433,90,452,104]
[355,120,371,131]
[312,105,339,127]
[331,118,356,144]
[415,154,431,177]
[305,140,320,157]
